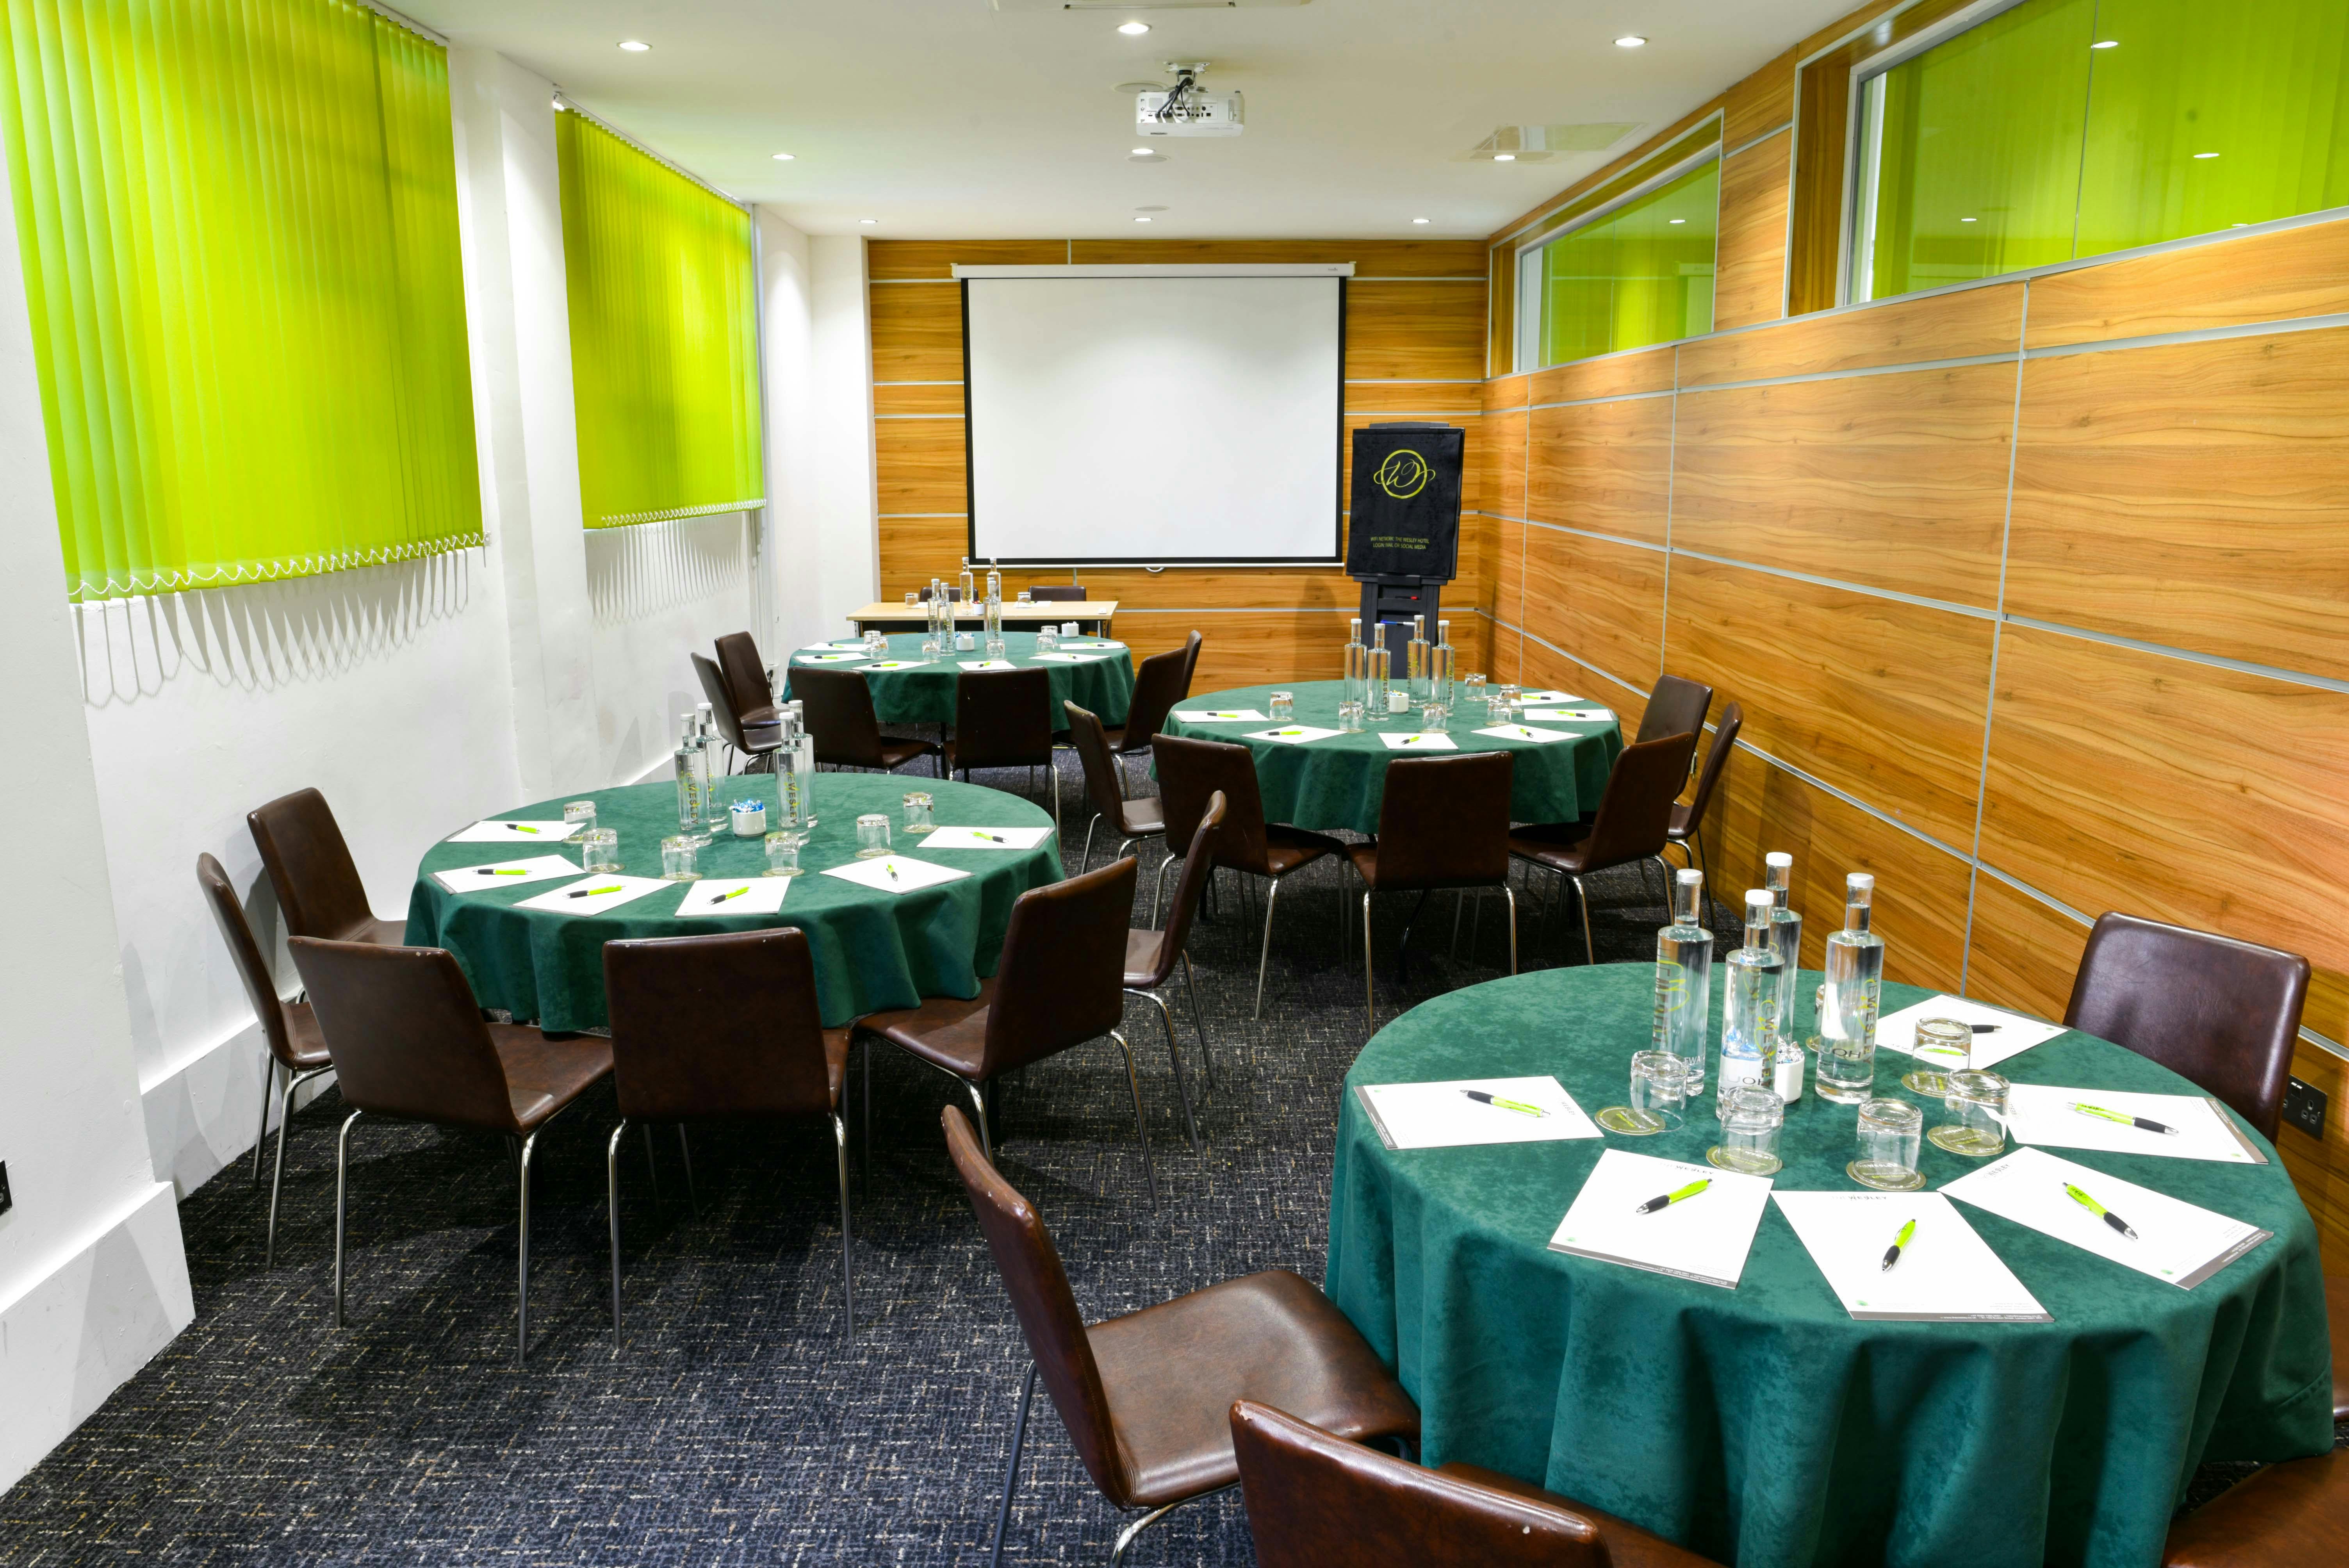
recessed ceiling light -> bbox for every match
[1493,152,1515,162]
[1134,215,1152,223]
[1615,36,1647,48]
[858,218,878,226]
[618,39,650,52]
[772,152,795,161]
[1960,216,1977,223]
[2091,39,2119,48]
[1117,20,1150,35]
[1668,217,1685,225]
[1412,217,1430,225]
[2194,151,2220,159]
[1132,147,1153,156]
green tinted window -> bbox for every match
[1854,0,2349,302]
[1533,157,1719,368]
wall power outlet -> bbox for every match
[2281,1077,2328,1141]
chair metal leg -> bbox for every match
[1504,885,1520,975]
[332,1108,362,1328]
[265,1066,326,1269]
[517,1128,540,1365]
[987,1362,1039,1568]
[1132,988,1201,1154]
[642,1121,661,1204]
[250,1057,277,1186]
[1470,883,1486,962]
[607,1119,629,1349]
[1362,888,1377,1030]
[1150,851,1177,931]
[1253,876,1283,1020]
[1449,889,1466,962]
[861,1036,873,1187]
[968,1081,994,1164]
[1109,1488,1239,1566]
[1180,951,1216,1094]
[677,1125,699,1216]
[1080,813,1099,875]
[1049,754,1060,830]
[833,1112,855,1340]
[1572,874,1595,966]
[1109,1029,1158,1206]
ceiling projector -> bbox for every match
[1136,63,1242,137]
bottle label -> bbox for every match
[1719,1053,1764,1090]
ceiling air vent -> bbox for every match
[1459,123,1641,162]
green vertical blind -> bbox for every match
[556,110,762,529]
[1526,156,1720,370]
[1853,0,2349,301]
[0,0,480,602]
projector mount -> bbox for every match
[1152,62,1213,127]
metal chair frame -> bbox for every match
[250,1057,333,1268]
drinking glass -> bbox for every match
[1930,1070,2009,1157]
[1036,625,1059,651]
[903,591,918,605]
[1335,700,1363,733]
[1814,983,1878,1103]
[985,635,1007,659]
[1420,699,1449,729]
[864,629,887,657]
[1598,1050,1688,1135]
[1461,673,1486,713]
[1269,691,1295,723]
[903,791,935,832]
[1903,1017,1971,1095]
[1016,589,1032,602]
[579,828,621,872]
[1708,1085,1785,1174]
[763,831,803,877]
[1496,683,1522,722]
[660,835,699,880]
[855,813,891,859]
[1848,1099,1925,1189]
[563,800,597,837]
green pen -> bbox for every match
[1269,728,1305,738]
[884,862,900,882]
[1460,1089,1546,1118]
[475,867,528,877]
[709,886,747,903]
[566,884,623,900]
[2071,1101,2181,1137]
[1633,1178,1711,1215]
[2064,1181,2140,1240]
[504,822,540,834]
[1881,1217,1917,1271]
[977,832,1007,843]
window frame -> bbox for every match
[1510,137,1725,373]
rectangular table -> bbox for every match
[845,599,1119,638]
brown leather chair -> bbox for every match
[601,928,856,1346]
[948,666,1060,824]
[1347,752,1517,1030]
[286,937,613,1363]
[2062,913,2311,1141]
[198,853,335,1267]
[1030,584,1087,602]
[1510,729,1703,966]
[1231,1400,1723,1568]
[2162,1448,2349,1566]
[1068,700,1166,874]
[857,857,1157,1201]
[692,651,781,774]
[1153,731,1347,1018]
[2332,1276,2349,1421]
[918,584,964,601]
[713,631,779,725]
[1666,702,1740,889]
[792,664,941,776]
[247,788,403,945]
[1127,791,1227,1154]
[945,1107,1419,1568]
[1103,632,1203,763]
[1636,673,1712,747]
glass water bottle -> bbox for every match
[959,558,976,606]
[1720,889,1784,1093]
[1366,622,1392,720]
[1406,615,1431,704]
[674,711,711,836]
[1432,620,1455,709]
[1343,617,1366,711]
[1765,852,1804,1102]
[1822,872,1886,1080]
[1653,868,1714,1097]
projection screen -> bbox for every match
[957,265,1346,565]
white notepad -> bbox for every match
[513,875,671,917]
[1355,1076,1601,1149]
[801,641,867,651]
[446,818,581,845]
[1060,641,1123,650]
[1378,731,1458,751]
[1941,1146,2271,1289]
[1174,708,1266,722]
[674,877,790,917]
[1548,1148,1774,1289]
[1027,651,1106,663]
[431,853,584,893]
[2002,1085,2265,1165]
[920,825,1055,850]
[1875,994,2068,1071]
[1522,707,1615,723]
[958,659,1016,672]
[860,658,928,670]
[1245,725,1342,745]
[821,855,970,894]
[1517,690,1581,705]
[1475,723,1576,745]
[1773,1192,2050,1321]
[795,652,866,664]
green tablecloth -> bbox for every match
[1160,679,1623,835]
[777,630,1134,731]
[406,774,1060,1029]
[1327,965,2334,1568]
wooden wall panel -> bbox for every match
[873,417,966,515]
[1344,381,1484,415]
[2278,1042,2349,1272]
[1345,280,1487,380]
[2005,327,2349,680]
[2024,216,2349,350]
[1485,407,1527,520]
[875,518,966,598]
[1073,568,1354,612]
[1520,634,1646,730]
[873,385,963,417]
[1525,396,1672,544]
[1483,374,1532,413]
[1068,239,1484,276]
[1115,611,1352,694]
[1493,516,1526,632]
[1520,526,1666,689]
[1713,130,1791,333]
[1665,556,1992,848]
[1675,281,2023,388]
[867,240,1065,280]
[1486,618,1524,684]
[1529,346,1675,406]
[868,283,964,381]
[1723,47,1798,148]
[1671,363,2017,606]
[1962,872,2090,1021]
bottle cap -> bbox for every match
[1847,872,1875,894]
[1765,852,1792,869]
[1745,889,1773,909]
[1675,868,1704,889]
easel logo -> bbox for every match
[1373,447,1429,501]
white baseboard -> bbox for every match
[0,1181,192,1492]
[141,1017,335,1200]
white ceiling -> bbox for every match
[402,0,1855,240]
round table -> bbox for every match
[405,774,1061,1030]
[1160,679,1624,835]
[1326,966,2334,1568]
[778,629,1134,731]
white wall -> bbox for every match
[586,512,759,782]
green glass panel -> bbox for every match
[2075,0,2349,257]
[1538,157,1719,368]
[1856,0,2095,301]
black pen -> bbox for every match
[978,832,1007,843]
[1460,1090,1546,1117]
[2071,1102,2181,1137]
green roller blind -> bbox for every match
[1533,155,1719,369]
[0,0,481,602]
[555,109,762,529]
[1854,0,2349,301]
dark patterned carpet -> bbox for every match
[0,755,2334,1564]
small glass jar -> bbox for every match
[903,791,935,832]
[660,835,699,880]
[1035,624,1059,652]
[1850,1098,1926,1190]
[1461,673,1487,713]
[855,813,891,859]
[1335,700,1363,733]
[903,591,918,605]
[1420,699,1450,730]
[579,828,621,872]
[1599,1049,1688,1135]
[1709,1085,1785,1175]
[1495,682,1522,722]
[1930,1070,2010,1157]
[562,799,597,837]
[1268,691,1295,723]
[1904,1017,1972,1096]
[985,637,1007,661]
[763,831,802,877]
[1016,588,1032,603]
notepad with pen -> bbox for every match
[1354,1076,1601,1149]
